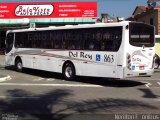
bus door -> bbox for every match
[5,33,15,66]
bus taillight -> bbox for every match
[139,66,144,70]
[127,54,131,70]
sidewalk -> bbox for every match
[0,75,11,82]
[0,55,5,66]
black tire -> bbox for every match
[154,54,160,69]
[15,59,23,72]
[63,63,76,80]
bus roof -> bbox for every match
[7,21,131,33]
[155,35,160,38]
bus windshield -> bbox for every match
[5,33,14,54]
[129,22,154,47]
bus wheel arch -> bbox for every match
[15,56,23,72]
[62,61,76,80]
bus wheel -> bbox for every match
[15,59,23,72]
[63,63,75,80]
[154,61,159,69]
[154,54,160,69]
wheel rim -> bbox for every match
[17,62,22,70]
[154,62,159,69]
[65,66,72,78]
[154,56,159,69]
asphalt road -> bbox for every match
[0,67,160,120]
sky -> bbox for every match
[0,0,148,18]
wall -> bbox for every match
[133,9,144,16]
[158,10,160,34]
[135,10,158,34]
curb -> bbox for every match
[0,75,11,82]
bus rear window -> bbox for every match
[129,22,154,47]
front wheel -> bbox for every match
[63,63,76,80]
[15,59,23,72]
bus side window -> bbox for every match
[84,29,94,50]
[102,27,122,51]
[74,30,82,50]
[15,33,21,48]
[101,42,105,51]
[102,31,111,51]
[67,29,81,50]
[89,42,94,50]
[95,29,102,50]
[54,31,62,49]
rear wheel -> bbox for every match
[15,59,23,72]
[154,54,160,69]
[63,63,75,80]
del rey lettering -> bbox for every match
[15,4,54,16]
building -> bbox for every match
[0,2,97,54]
[128,0,160,35]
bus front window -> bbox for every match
[6,33,14,54]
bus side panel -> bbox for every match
[36,56,61,73]
[116,66,124,79]
[75,62,117,78]
[63,51,118,78]
[115,25,128,79]
[15,49,37,69]
[20,55,33,69]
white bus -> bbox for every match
[5,21,155,80]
